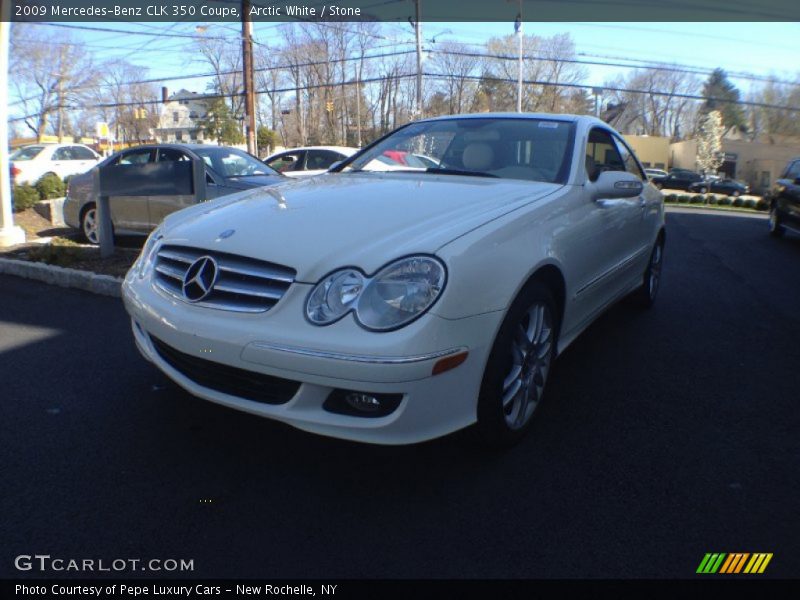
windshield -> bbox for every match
[193,147,279,178]
[344,118,575,184]
[11,146,46,161]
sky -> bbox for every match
[8,20,800,119]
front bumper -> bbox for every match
[122,269,503,445]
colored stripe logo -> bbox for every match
[697,553,773,574]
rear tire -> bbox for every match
[475,281,559,447]
[631,236,664,308]
[699,186,708,194]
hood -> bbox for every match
[161,172,561,282]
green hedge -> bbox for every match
[12,185,41,212]
[35,173,66,199]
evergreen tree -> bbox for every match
[198,98,245,145]
[702,69,746,134]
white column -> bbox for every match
[0,4,26,248]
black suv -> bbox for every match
[768,157,800,237]
[650,169,703,191]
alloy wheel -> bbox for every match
[501,302,554,430]
[648,242,663,299]
[83,208,99,244]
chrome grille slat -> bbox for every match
[152,244,296,313]
[155,263,184,281]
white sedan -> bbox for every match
[10,143,101,185]
[122,113,665,446]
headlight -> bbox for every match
[305,256,446,331]
[305,268,364,325]
[136,227,164,278]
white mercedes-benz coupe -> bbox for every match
[122,113,665,445]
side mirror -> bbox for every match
[592,170,644,199]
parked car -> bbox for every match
[644,168,668,179]
[10,143,101,185]
[650,169,703,191]
[768,156,800,237]
[264,146,358,177]
[688,178,749,196]
[122,113,665,446]
[63,144,284,244]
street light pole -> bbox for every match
[0,0,26,247]
[515,0,523,113]
[242,0,257,155]
[414,0,423,118]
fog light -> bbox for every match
[345,392,382,413]
[323,389,403,418]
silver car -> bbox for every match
[64,144,284,244]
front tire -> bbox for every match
[476,281,558,446]
[631,237,664,308]
[698,186,708,194]
[768,207,785,238]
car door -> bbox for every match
[50,147,75,180]
[105,148,155,232]
[148,148,198,227]
[775,159,800,228]
[568,128,646,325]
[68,145,100,178]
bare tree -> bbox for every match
[90,60,159,144]
[193,36,244,117]
[10,24,98,140]
[429,41,479,116]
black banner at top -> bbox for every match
[5,0,800,22]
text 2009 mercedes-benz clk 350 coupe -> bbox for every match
[122,114,665,446]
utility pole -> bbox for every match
[515,0,523,113]
[414,0,423,118]
[242,0,257,155]
[0,0,26,247]
[355,62,362,147]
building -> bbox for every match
[153,89,214,144]
[670,137,800,194]
[623,135,671,171]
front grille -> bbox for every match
[150,335,300,405]
[153,244,296,313]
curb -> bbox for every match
[0,257,122,297]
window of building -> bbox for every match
[173,112,179,123]
[175,131,183,142]
[761,171,771,188]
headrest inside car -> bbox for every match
[462,143,495,171]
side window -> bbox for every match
[585,128,625,182]
[784,160,800,180]
[267,152,304,173]
[612,136,645,180]
[306,150,340,170]
[157,148,190,162]
[52,147,73,161]
[71,146,98,160]
[113,149,154,166]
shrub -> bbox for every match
[754,198,769,211]
[718,196,732,206]
[690,195,704,204]
[743,199,756,209]
[707,194,719,205]
[664,193,678,203]
[732,197,744,207]
[678,195,690,203]
[12,184,41,212]
[35,173,66,199]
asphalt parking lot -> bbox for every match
[1,208,798,579]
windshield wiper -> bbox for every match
[426,167,498,178]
